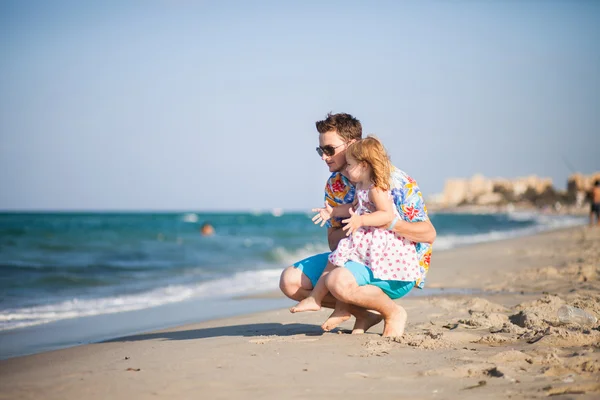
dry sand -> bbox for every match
[1,227,599,399]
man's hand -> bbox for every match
[342,208,363,236]
[312,202,333,227]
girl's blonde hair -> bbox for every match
[346,135,392,191]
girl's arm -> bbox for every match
[327,198,359,246]
[361,187,395,227]
[342,187,394,235]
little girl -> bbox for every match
[291,136,421,331]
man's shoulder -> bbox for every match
[325,172,355,203]
[390,165,429,220]
[390,166,418,186]
[326,172,352,188]
[326,172,340,183]
[327,171,350,182]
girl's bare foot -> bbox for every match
[382,305,408,337]
[289,297,321,313]
[352,311,383,334]
[321,308,351,331]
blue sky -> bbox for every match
[1,1,599,211]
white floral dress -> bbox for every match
[328,187,422,282]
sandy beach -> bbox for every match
[1,226,599,399]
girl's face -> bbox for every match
[345,154,369,184]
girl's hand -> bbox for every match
[311,202,333,227]
[342,208,363,236]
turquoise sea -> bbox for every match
[0,211,586,359]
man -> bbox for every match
[591,180,600,227]
[279,112,436,336]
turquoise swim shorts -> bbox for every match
[293,252,414,299]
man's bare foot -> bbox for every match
[321,308,351,331]
[352,311,383,334]
[382,305,408,337]
[289,297,321,313]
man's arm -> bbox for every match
[391,219,436,244]
[327,227,346,251]
[386,168,436,244]
[325,203,352,250]
[331,203,352,219]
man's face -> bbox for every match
[318,130,349,173]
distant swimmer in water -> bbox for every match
[200,222,215,236]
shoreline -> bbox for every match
[1,225,599,398]
[0,223,590,361]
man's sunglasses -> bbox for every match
[316,143,346,157]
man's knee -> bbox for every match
[279,266,302,298]
[325,268,356,302]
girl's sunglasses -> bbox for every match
[316,143,346,157]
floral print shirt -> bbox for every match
[323,167,433,289]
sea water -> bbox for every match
[0,211,585,358]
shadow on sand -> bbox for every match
[103,323,327,343]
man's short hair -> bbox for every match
[316,112,362,142]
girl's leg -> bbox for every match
[290,262,338,313]
[281,263,383,333]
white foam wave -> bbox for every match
[181,213,199,223]
[434,214,586,251]
[0,269,284,331]
[268,242,330,265]
[506,211,539,222]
